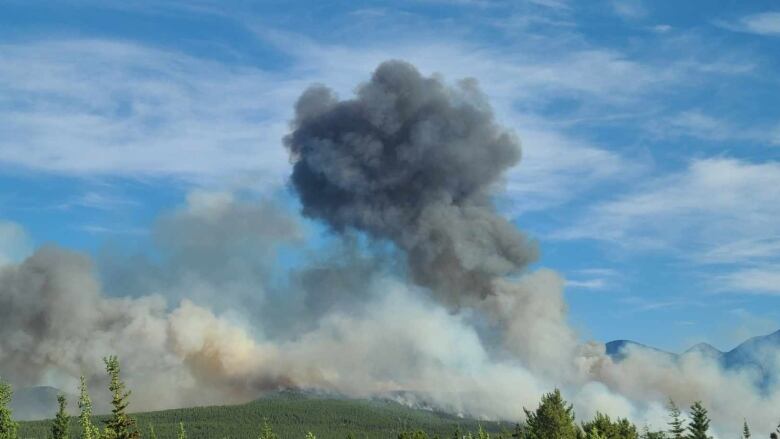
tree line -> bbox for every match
[1,358,779,439]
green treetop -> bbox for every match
[102,356,140,439]
[583,412,638,439]
[78,376,99,439]
[666,399,685,439]
[523,389,580,439]
[259,417,278,439]
[0,379,18,439]
[685,401,711,439]
[51,394,71,439]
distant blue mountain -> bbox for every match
[606,329,780,390]
[9,386,64,421]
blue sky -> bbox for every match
[1,0,779,352]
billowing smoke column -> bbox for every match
[2,60,780,437]
[284,60,537,306]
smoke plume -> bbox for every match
[284,60,536,306]
[1,61,780,438]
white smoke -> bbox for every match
[2,61,779,439]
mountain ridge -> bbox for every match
[605,329,780,389]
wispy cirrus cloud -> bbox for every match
[720,11,780,37]
[0,39,294,182]
[557,158,780,294]
[716,266,780,295]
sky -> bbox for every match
[1,0,779,353]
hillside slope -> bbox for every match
[18,390,513,439]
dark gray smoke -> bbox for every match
[284,60,537,305]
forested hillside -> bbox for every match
[17,391,511,439]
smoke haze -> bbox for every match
[1,61,779,438]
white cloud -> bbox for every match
[734,12,780,36]
[655,110,780,145]
[610,0,647,20]
[557,158,780,293]
[0,39,295,183]
[0,24,753,214]
[558,158,780,245]
[717,266,780,295]
[0,34,649,212]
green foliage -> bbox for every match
[523,389,580,439]
[0,379,18,439]
[586,426,606,439]
[685,401,711,439]
[259,417,278,439]
[305,432,316,439]
[51,394,71,439]
[78,377,99,439]
[582,412,638,439]
[147,424,157,439]
[177,421,187,439]
[741,419,750,439]
[102,356,140,439]
[640,425,666,439]
[20,391,508,439]
[398,430,430,439]
[666,399,685,439]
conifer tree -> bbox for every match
[305,432,316,439]
[666,399,685,439]
[259,417,278,439]
[51,394,71,439]
[583,412,638,439]
[523,389,580,439]
[587,426,606,439]
[0,379,18,439]
[477,425,490,439]
[78,376,99,439]
[640,425,666,439]
[685,401,711,439]
[102,356,140,439]
[741,419,750,439]
[147,424,157,439]
[177,422,187,439]
[452,425,462,439]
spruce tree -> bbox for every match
[51,394,71,439]
[147,424,158,439]
[741,419,750,439]
[177,422,187,439]
[78,376,99,439]
[305,432,316,439]
[102,356,140,439]
[0,379,18,439]
[523,389,580,439]
[685,401,711,439]
[259,417,278,439]
[666,399,685,439]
